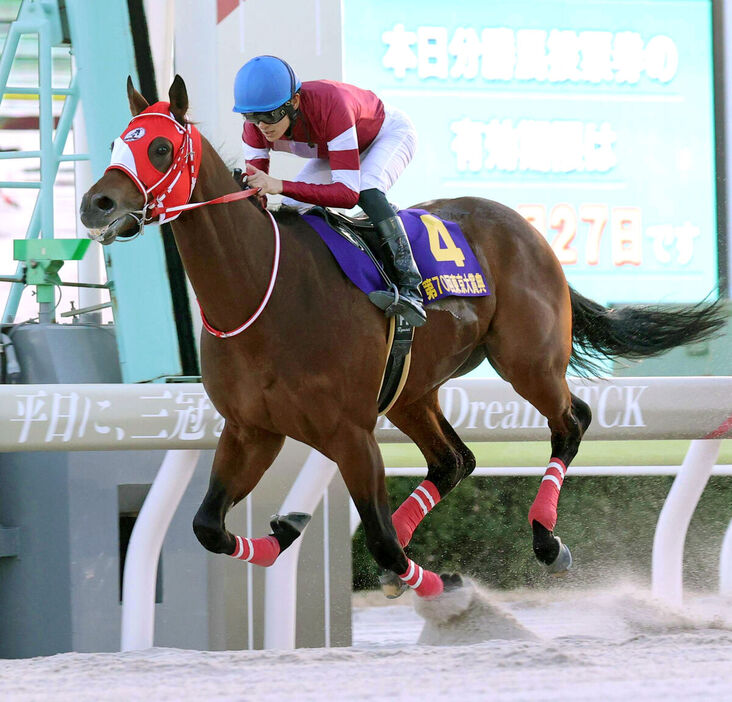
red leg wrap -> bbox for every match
[392,480,441,548]
[528,458,566,531]
[230,534,280,567]
[399,558,444,599]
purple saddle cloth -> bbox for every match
[301,208,489,304]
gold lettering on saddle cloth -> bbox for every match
[421,273,487,300]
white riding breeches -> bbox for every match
[280,104,417,212]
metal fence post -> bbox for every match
[652,439,722,607]
[720,519,732,597]
[121,449,200,651]
[263,450,338,649]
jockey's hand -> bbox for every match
[245,164,283,196]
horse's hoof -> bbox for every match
[440,572,464,592]
[532,521,572,574]
[532,520,559,562]
[379,570,408,599]
[269,512,311,552]
[544,538,572,575]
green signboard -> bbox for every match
[343,0,719,306]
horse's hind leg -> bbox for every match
[528,392,591,569]
[483,296,591,571]
[497,363,591,569]
[193,424,310,566]
[330,424,445,599]
[386,390,476,548]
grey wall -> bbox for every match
[0,323,351,657]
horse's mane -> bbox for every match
[271,205,303,224]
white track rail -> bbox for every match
[2,377,731,649]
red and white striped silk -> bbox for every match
[241,79,385,209]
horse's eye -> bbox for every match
[156,145,170,155]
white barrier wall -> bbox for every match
[2,377,731,450]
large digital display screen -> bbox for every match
[342,0,718,305]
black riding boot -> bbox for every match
[368,216,427,327]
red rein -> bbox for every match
[197,207,282,338]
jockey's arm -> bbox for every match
[248,162,360,208]
[245,164,282,195]
[280,104,362,209]
[247,150,361,208]
[241,125,272,206]
[241,94,363,209]
[280,179,360,209]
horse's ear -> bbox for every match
[169,75,189,125]
[127,76,149,116]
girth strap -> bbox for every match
[306,206,415,413]
[378,315,414,415]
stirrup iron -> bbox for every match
[369,286,427,327]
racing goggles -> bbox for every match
[242,103,290,124]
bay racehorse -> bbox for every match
[81,77,725,600]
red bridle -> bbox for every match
[106,102,281,338]
[107,101,261,226]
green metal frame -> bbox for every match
[1,0,186,382]
[0,0,89,323]
[14,238,90,304]
[65,0,185,382]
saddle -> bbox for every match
[316,207,377,232]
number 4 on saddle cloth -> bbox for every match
[303,206,490,414]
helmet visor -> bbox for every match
[242,104,289,124]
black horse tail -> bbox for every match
[569,286,727,377]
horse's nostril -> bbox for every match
[92,193,116,213]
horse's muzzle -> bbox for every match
[80,192,140,244]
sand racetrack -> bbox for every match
[1,583,731,701]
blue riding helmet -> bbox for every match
[232,55,302,113]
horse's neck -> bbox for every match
[170,144,275,333]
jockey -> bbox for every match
[232,55,426,327]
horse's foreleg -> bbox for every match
[193,424,308,566]
[333,426,445,599]
[387,394,476,547]
[529,394,592,567]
